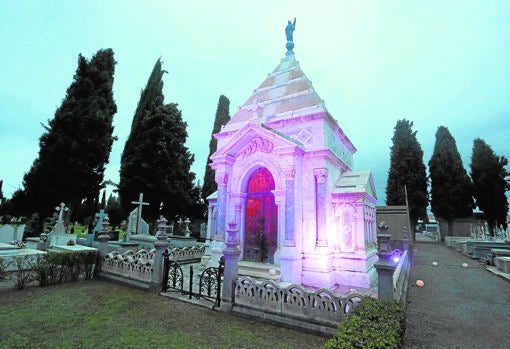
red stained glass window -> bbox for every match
[244,167,277,263]
[247,168,275,193]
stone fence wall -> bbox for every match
[232,276,364,336]
[393,250,410,302]
[102,249,155,283]
[167,245,205,262]
[99,245,206,288]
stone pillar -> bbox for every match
[375,260,396,301]
[314,168,328,246]
[221,222,241,312]
[284,167,296,245]
[215,173,228,242]
[150,217,170,293]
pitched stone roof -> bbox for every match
[334,170,377,200]
[227,53,327,126]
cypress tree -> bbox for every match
[119,59,196,222]
[16,49,117,218]
[202,95,230,200]
[386,119,429,233]
[470,138,510,235]
[429,126,473,239]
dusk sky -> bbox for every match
[1,1,509,206]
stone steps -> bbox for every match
[238,261,280,280]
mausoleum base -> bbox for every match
[207,239,225,269]
[279,247,303,283]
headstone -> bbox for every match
[48,203,77,246]
[200,223,207,239]
[130,193,149,235]
[93,209,108,236]
[0,225,25,244]
[126,208,149,241]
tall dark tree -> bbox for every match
[429,126,473,239]
[13,49,117,218]
[470,138,510,236]
[106,193,123,228]
[202,95,230,200]
[119,59,196,223]
[386,119,429,232]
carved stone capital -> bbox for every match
[215,173,228,186]
[284,167,296,180]
[313,168,328,183]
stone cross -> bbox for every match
[55,202,68,224]
[131,193,149,235]
[94,209,108,234]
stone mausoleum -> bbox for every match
[206,24,378,289]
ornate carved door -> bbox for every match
[244,168,278,263]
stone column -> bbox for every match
[215,173,228,242]
[94,231,111,277]
[314,168,328,247]
[221,222,241,312]
[284,167,296,245]
[150,217,170,293]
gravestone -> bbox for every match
[0,224,25,244]
[126,208,149,241]
[200,223,207,239]
[48,203,77,246]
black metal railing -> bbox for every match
[162,250,224,309]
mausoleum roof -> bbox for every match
[334,170,377,200]
[228,54,327,126]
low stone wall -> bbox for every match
[393,250,410,302]
[167,245,205,262]
[232,276,364,336]
[101,249,154,283]
[99,245,206,286]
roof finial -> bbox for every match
[285,17,296,55]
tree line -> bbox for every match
[0,49,230,234]
[386,119,509,240]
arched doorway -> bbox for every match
[244,167,278,263]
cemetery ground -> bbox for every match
[404,241,510,348]
[0,279,327,349]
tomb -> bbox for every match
[205,30,378,289]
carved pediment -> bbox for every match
[237,137,274,158]
[211,122,302,162]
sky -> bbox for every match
[1,0,509,206]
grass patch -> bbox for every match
[0,280,326,349]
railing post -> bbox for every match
[374,260,397,300]
[215,256,225,309]
[189,265,194,299]
[150,217,170,293]
[220,223,241,312]
[161,250,169,292]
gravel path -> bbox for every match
[404,241,510,348]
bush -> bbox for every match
[0,256,11,279]
[34,251,97,286]
[11,255,36,290]
[325,297,406,349]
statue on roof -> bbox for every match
[285,17,296,42]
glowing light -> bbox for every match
[432,261,438,266]
[462,263,468,268]
[391,249,403,264]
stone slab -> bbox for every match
[495,257,510,273]
[50,245,97,252]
